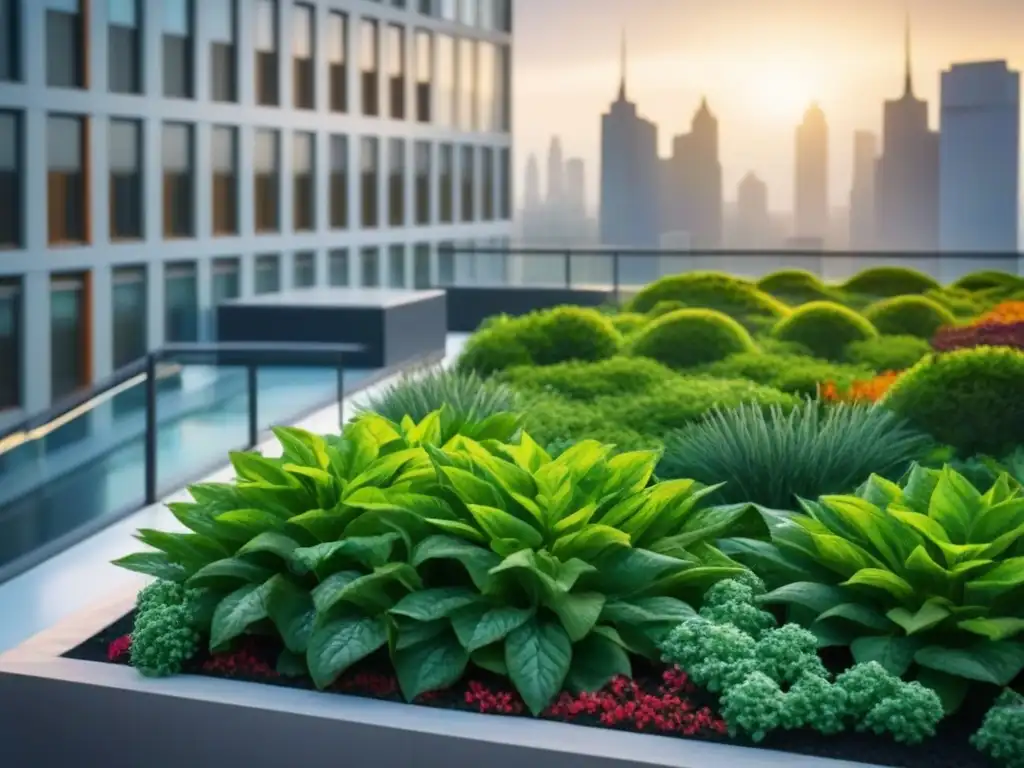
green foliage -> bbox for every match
[862,295,957,338]
[720,672,787,742]
[356,367,521,426]
[458,306,622,375]
[661,617,758,693]
[647,300,687,318]
[626,271,790,326]
[756,269,839,305]
[881,346,1024,456]
[924,288,993,320]
[783,673,849,734]
[631,308,758,369]
[770,301,879,360]
[842,267,941,297]
[658,400,933,508]
[754,464,1024,710]
[693,351,873,396]
[951,270,1024,293]
[843,335,933,373]
[972,689,1024,768]
[699,578,777,638]
[754,624,828,684]
[130,581,209,677]
[858,681,944,745]
[608,312,648,336]
[834,661,901,718]
[501,356,675,401]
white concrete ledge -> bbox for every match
[0,583,882,768]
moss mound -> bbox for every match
[631,308,757,369]
[626,271,789,326]
[842,267,941,297]
[770,301,878,360]
[862,295,956,338]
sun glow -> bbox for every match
[740,59,824,123]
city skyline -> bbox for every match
[513,0,1024,212]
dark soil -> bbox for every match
[66,612,997,768]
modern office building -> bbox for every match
[939,60,1020,252]
[794,102,829,242]
[0,0,514,427]
[735,171,769,247]
[660,98,723,249]
[849,130,877,249]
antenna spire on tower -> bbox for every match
[618,28,627,101]
[903,9,914,96]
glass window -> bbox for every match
[496,44,510,131]
[164,262,198,343]
[212,257,241,303]
[328,249,349,286]
[418,0,433,14]
[440,0,456,20]
[458,39,476,131]
[360,247,380,287]
[255,129,280,233]
[460,145,475,222]
[47,114,87,244]
[255,0,279,105]
[388,138,405,227]
[112,265,147,368]
[293,132,315,231]
[292,3,314,109]
[360,19,379,116]
[212,126,237,235]
[330,134,348,229]
[414,140,430,225]
[0,278,21,410]
[459,0,476,26]
[293,251,316,288]
[255,254,281,294]
[387,244,406,287]
[109,119,143,240]
[209,0,236,102]
[162,0,193,98]
[328,11,348,112]
[436,35,455,129]
[499,147,510,219]
[0,0,18,83]
[478,0,494,30]
[162,123,194,238]
[413,243,431,289]
[50,272,89,400]
[438,240,455,285]
[108,0,141,94]
[477,42,495,133]
[360,136,379,228]
[0,111,21,248]
[481,146,494,221]
[46,0,85,89]
[387,24,406,120]
[414,30,432,123]
[439,143,453,223]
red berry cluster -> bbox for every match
[464,680,525,715]
[201,639,277,678]
[108,634,132,662]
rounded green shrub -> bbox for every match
[756,269,837,304]
[951,270,1024,292]
[880,345,1024,456]
[843,335,932,372]
[631,308,757,368]
[501,356,675,401]
[863,295,956,338]
[925,287,992,320]
[458,306,621,375]
[647,299,687,318]
[770,301,878,360]
[609,312,647,336]
[626,271,789,325]
[842,267,941,297]
[693,351,873,397]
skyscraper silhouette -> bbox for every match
[565,158,586,219]
[524,153,541,212]
[661,98,723,248]
[736,172,770,247]
[546,137,565,206]
[599,31,660,274]
[874,15,939,250]
[794,103,829,243]
[939,61,1020,252]
[849,131,878,249]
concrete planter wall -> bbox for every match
[0,584,883,768]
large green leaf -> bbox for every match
[467,504,544,549]
[411,535,501,593]
[215,508,288,537]
[915,641,1024,686]
[390,587,485,622]
[965,557,1024,604]
[603,450,660,494]
[842,568,914,602]
[648,502,752,554]
[760,582,850,614]
[957,617,1024,642]
[810,534,886,577]
[111,552,188,582]
[393,630,470,701]
[928,467,982,543]
[584,547,686,595]
[887,599,951,635]
[600,596,695,626]
[505,618,573,715]
[551,525,631,562]
[287,505,362,542]
[229,451,299,487]
[969,498,1024,544]
[901,463,941,511]
[291,534,401,576]
[264,574,316,653]
[236,531,303,562]
[209,582,271,651]
[186,557,274,590]
[817,495,914,572]
[915,667,969,715]
[547,591,605,643]
[343,487,458,522]
[306,614,388,689]
[134,529,227,569]
[272,426,329,469]
[851,635,922,676]
[816,603,892,632]
[167,502,239,544]
[566,632,632,694]
[717,537,821,586]
[642,565,744,598]
[450,605,534,652]
[235,483,313,517]
[437,465,504,508]
[311,563,421,615]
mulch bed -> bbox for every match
[65,612,995,768]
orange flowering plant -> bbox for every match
[820,371,902,404]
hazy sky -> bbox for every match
[513,0,1024,214]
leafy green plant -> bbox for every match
[863,295,956,338]
[844,335,932,373]
[752,464,1024,711]
[631,308,758,369]
[356,367,522,426]
[924,287,993,320]
[130,581,211,677]
[658,400,933,508]
[881,346,1024,457]
[972,689,1024,768]
[770,301,878,360]
[699,576,776,638]
[662,617,759,693]
[952,271,1024,293]
[500,356,675,401]
[720,672,788,742]
[859,680,945,745]
[693,351,873,397]
[756,269,840,305]
[626,271,789,326]
[783,673,849,734]
[842,267,941,297]
[387,436,752,714]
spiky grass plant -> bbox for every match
[657,399,933,508]
[355,366,522,426]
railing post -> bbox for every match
[564,250,572,288]
[336,364,346,430]
[144,353,158,505]
[612,252,621,304]
[246,364,259,449]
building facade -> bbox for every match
[939,60,1020,252]
[849,130,877,250]
[0,0,514,424]
[794,102,829,241]
[660,98,723,249]
[735,172,769,248]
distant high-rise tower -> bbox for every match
[940,61,1020,252]
[661,98,723,249]
[875,15,939,250]
[849,131,878,249]
[546,137,565,205]
[794,103,829,242]
[599,31,660,274]
[736,172,769,247]
[565,158,586,218]
[524,153,541,211]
